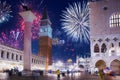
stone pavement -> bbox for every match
[7,73,120,80]
[8,73,100,80]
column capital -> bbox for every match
[19,11,36,22]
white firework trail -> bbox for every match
[0,1,12,23]
[61,2,90,43]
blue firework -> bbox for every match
[0,1,12,23]
[61,2,90,43]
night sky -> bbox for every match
[0,0,90,63]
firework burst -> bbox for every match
[0,1,12,23]
[0,0,43,50]
[32,12,42,40]
[18,1,42,40]
[0,28,24,49]
[61,2,90,43]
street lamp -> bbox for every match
[56,61,63,67]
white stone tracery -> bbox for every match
[91,34,120,71]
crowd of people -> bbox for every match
[54,68,118,80]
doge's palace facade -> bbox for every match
[89,0,120,74]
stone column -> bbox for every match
[19,11,36,71]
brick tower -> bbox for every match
[39,10,52,70]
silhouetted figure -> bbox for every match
[67,70,70,76]
[98,69,105,80]
[56,69,60,80]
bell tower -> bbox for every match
[39,9,52,69]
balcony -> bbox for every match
[93,53,107,57]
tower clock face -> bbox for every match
[39,27,52,38]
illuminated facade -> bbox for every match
[89,0,120,74]
[0,44,46,71]
[76,56,90,71]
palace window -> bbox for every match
[101,43,107,53]
[32,58,33,63]
[110,43,114,48]
[7,52,9,59]
[119,42,120,47]
[109,13,120,27]
[16,55,18,60]
[12,53,14,60]
[20,55,22,60]
[34,59,36,63]
[94,44,100,53]
[1,51,4,58]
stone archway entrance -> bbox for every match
[95,60,106,70]
[110,59,120,75]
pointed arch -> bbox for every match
[101,43,107,53]
[110,43,114,48]
[94,44,100,53]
